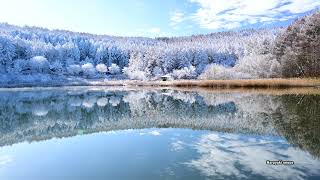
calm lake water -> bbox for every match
[0,87,319,180]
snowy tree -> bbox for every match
[67,64,82,75]
[123,52,147,80]
[95,46,109,64]
[50,61,64,74]
[0,35,16,72]
[12,59,27,73]
[108,63,120,74]
[96,64,108,74]
[81,63,96,77]
[152,66,163,77]
[13,39,32,60]
[28,56,50,73]
[171,66,197,79]
[123,67,147,80]
[199,64,252,80]
[274,11,320,77]
[62,42,80,67]
[0,19,291,80]
[163,50,179,73]
[235,54,275,78]
[193,50,209,74]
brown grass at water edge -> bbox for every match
[124,78,320,88]
[166,87,320,95]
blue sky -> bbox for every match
[0,0,319,37]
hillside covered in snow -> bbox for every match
[0,11,319,86]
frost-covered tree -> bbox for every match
[13,39,32,60]
[274,11,320,77]
[12,59,27,73]
[193,50,208,74]
[67,64,82,75]
[50,61,64,74]
[171,66,197,79]
[123,52,147,80]
[62,42,80,67]
[96,64,108,74]
[0,35,16,72]
[0,21,286,80]
[152,66,163,77]
[28,56,50,73]
[95,46,109,64]
[81,63,96,77]
[108,63,120,74]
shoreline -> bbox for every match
[122,78,320,88]
[0,78,319,89]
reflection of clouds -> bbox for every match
[185,132,320,179]
[139,130,161,136]
[150,130,161,136]
[0,155,12,166]
[171,140,185,152]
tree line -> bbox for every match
[0,11,319,80]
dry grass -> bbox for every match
[167,87,320,95]
[123,78,320,88]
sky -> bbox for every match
[0,0,319,37]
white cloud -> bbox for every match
[276,0,320,13]
[187,0,320,30]
[170,11,185,26]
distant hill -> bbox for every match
[0,21,286,83]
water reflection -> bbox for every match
[0,128,319,180]
[186,132,320,179]
[0,87,319,179]
[0,88,280,145]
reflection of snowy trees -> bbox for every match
[273,94,320,157]
[0,88,318,156]
[97,97,108,107]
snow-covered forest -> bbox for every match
[0,11,319,84]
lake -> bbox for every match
[0,87,319,180]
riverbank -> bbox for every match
[0,76,319,89]
[121,78,320,88]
